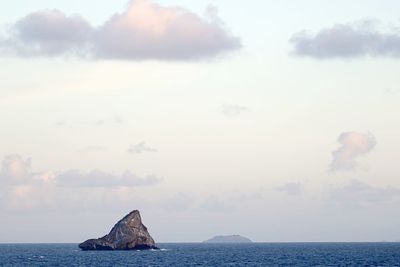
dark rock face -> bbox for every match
[79,210,157,251]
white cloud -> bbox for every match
[0,0,241,60]
[384,88,400,96]
[290,19,400,59]
[330,132,376,172]
[221,104,250,117]
[128,142,157,154]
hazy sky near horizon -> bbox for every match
[1,0,400,243]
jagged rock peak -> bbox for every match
[79,210,157,251]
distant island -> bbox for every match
[203,235,253,243]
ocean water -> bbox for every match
[0,243,400,266]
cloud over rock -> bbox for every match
[0,0,241,60]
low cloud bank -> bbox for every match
[0,154,160,188]
[0,154,161,210]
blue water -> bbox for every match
[0,243,400,266]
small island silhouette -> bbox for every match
[203,235,253,243]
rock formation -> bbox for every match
[203,235,253,243]
[79,210,157,250]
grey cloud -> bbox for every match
[128,142,157,154]
[1,0,241,60]
[221,104,250,117]
[2,10,93,57]
[330,132,376,172]
[276,183,303,196]
[290,20,400,59]
[328,180,400,206]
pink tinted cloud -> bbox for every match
[330,132,376,172]
[1,155,31,183]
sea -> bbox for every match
[0,243,400,266]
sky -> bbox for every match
[0,0,400,243]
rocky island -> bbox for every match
[203,235,253,243]
[79,210,157,250]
